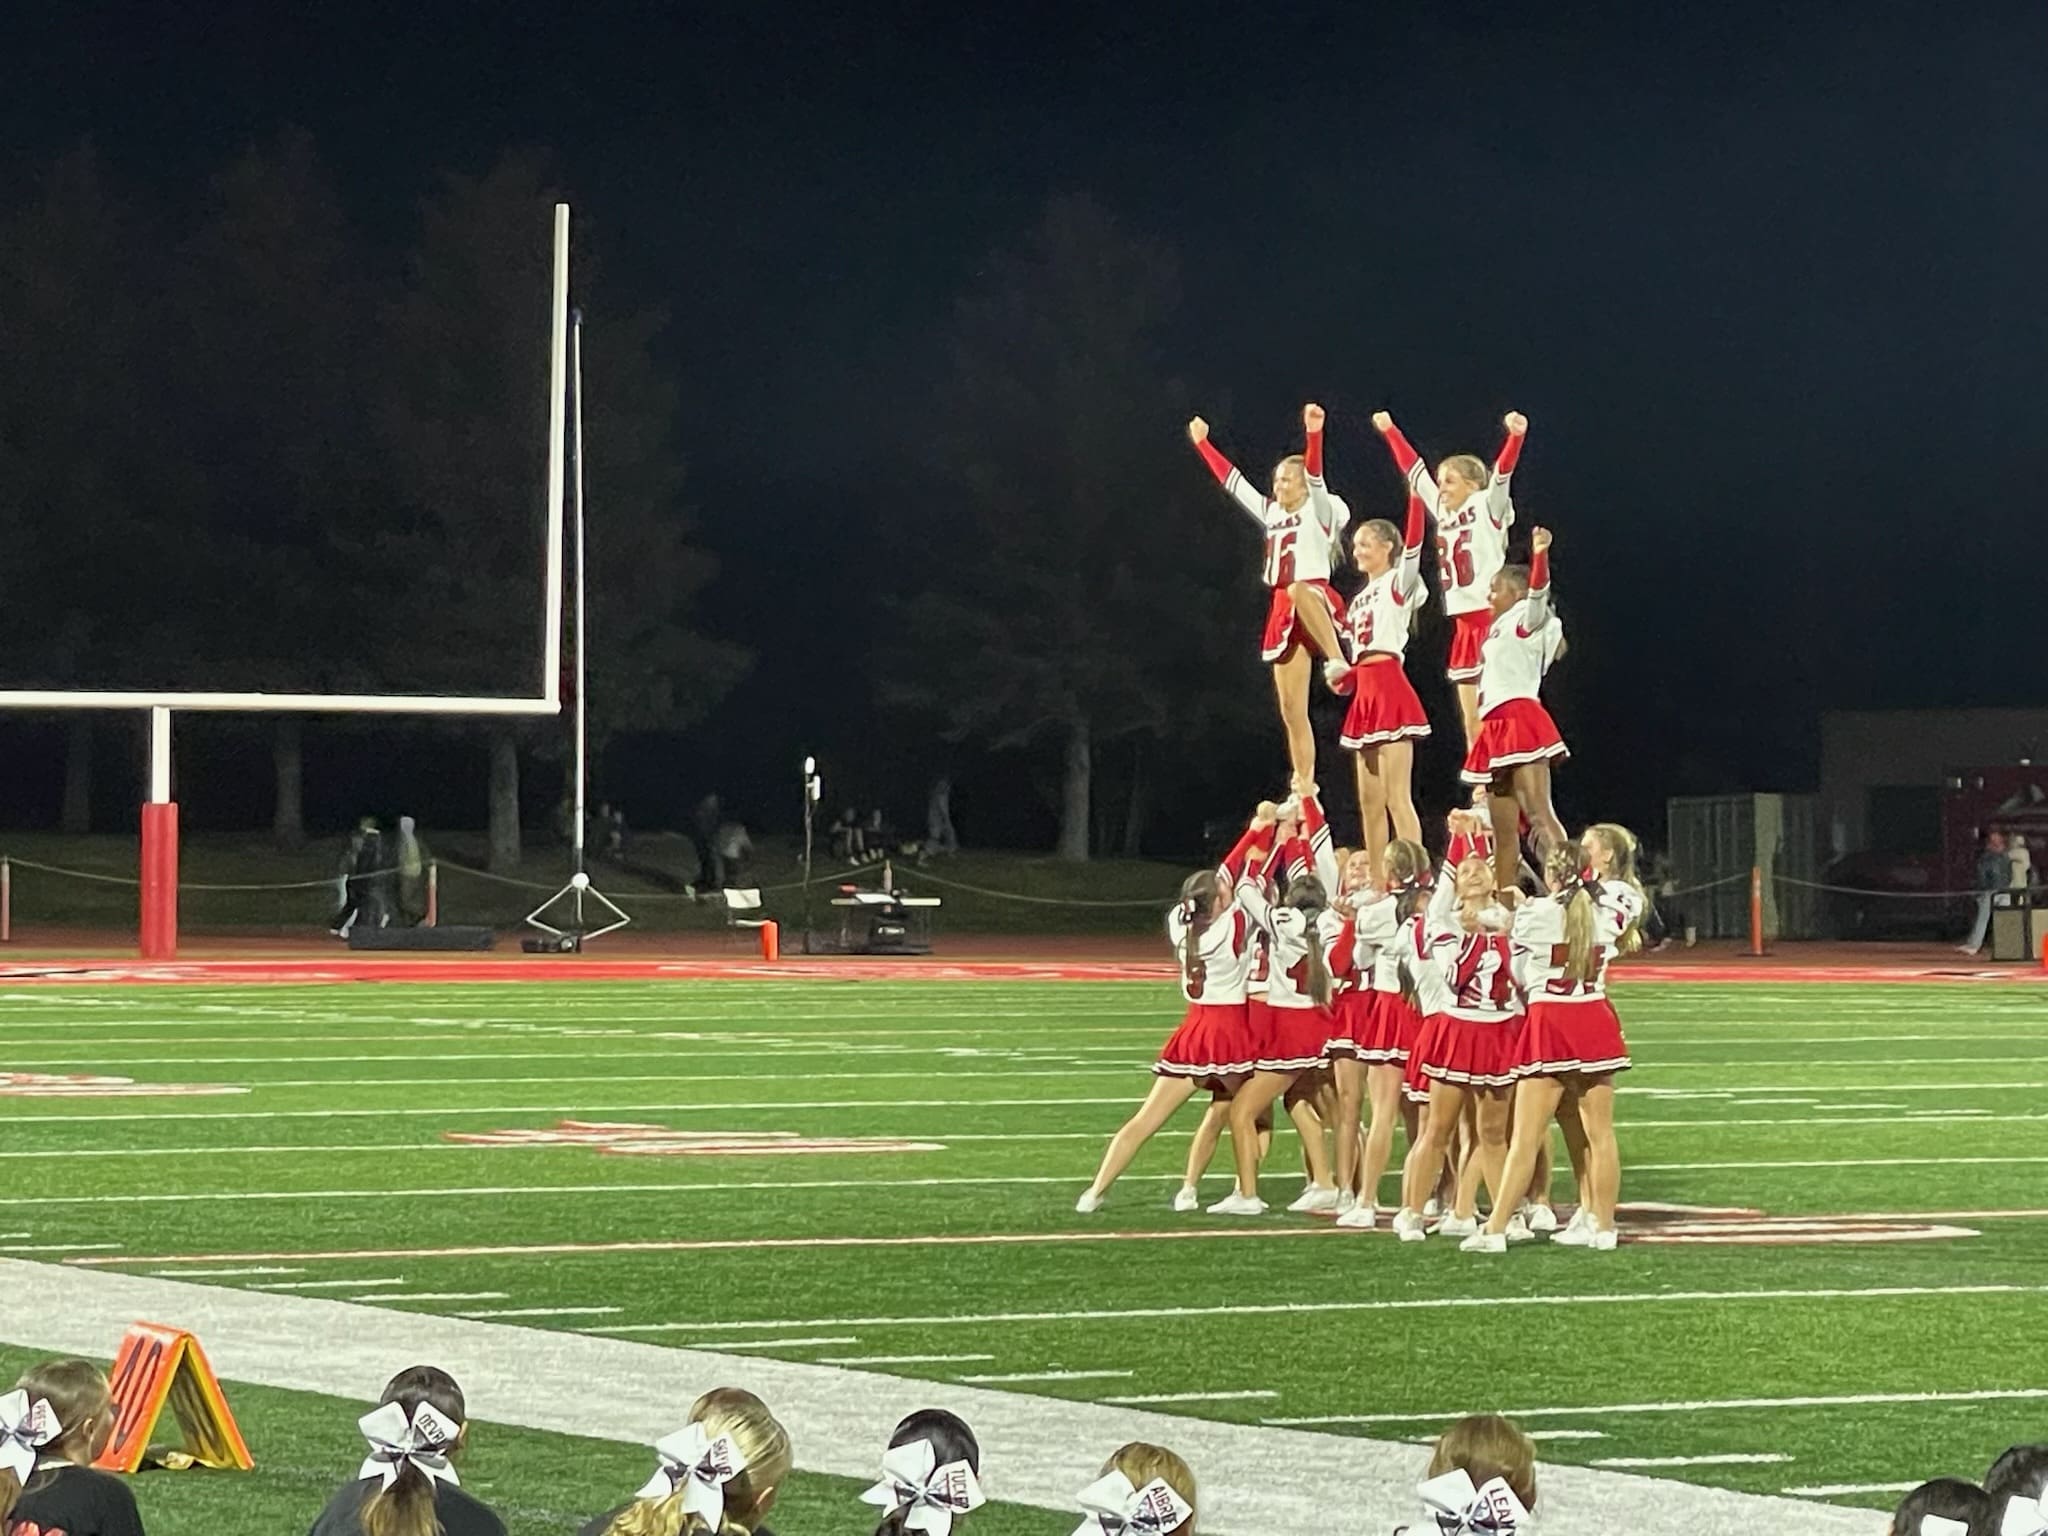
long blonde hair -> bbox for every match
[1584,822,1646,956]
[1104,1443,1196,1533]
[0,1359,111,1524]
[606,1389,792,1536]
[1428,1414,1537,1511]
[1547,843,1598,985]
[364,1366,467,1536]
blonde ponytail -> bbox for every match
[1585,823,1647,956]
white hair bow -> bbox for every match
[0,1390,62,1486]
[1072,1469,1193,1536]
[1921,1516,1971,1536]
[357,1401,461,1490]
[859,1437,987,1535]
[635,1423,750,1524]
[2002,1492,2048,1536]
[1418,1469,1529,1535]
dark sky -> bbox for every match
[5,0,2045,842]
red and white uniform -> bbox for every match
[1195,427,1351,663]
[1376,420,1523,680]
[1332,889,1425,1064]
[1510,884,1632,1077]
[1405,868,1525,1091]
[1461,548,1570,786]
[1238,794,1343,1074]
[1154,826,1269,1091]
[1332,490,1432,750]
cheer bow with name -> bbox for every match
[1071,1469,1193,1536]
[1417,1469,1530,1535]
[2001,1491,2048,1536]
[1919,1516,1971,1536]
[859,1437,987,1535]
[0,1390,62,1486]
[357,1401,462,1491]
[634,1423,751,1524]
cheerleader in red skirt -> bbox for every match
[1323,845,1377,1213]
[1326,488,1432,873]
[1391,843,1526,1242]
[1465,836,1642,1253]
[1330,837,1432,1229]
[1463,526,1569,891]
[1209,792,1344,1215]
[1076,807,1272,1213]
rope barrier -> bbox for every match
[890,865,1168,908]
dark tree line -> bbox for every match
[0,139,745,869]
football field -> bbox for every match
[1,973,2043,1534]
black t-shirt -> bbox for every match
[307,1477,506,1536]
[576,1509,778,1536]
[5,1463,146,1536]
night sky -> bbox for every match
[6,1,2045,847]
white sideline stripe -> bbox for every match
[363,1291,511,1304]
[690,1336,861,1351]
[1102,1390,1278,1406]
[819,1354,996,1367]
[0,1243,122,1253]
[587,1282,2047,1335]
[1267,1386,2048,1426]
[249,1069,1139,1089]
[1527,1430,1606,1441]
[251,1278,407,1291]
[455,1306,624,1320]
[960,1370,1134,1384]
[0,1095,1136,1124]
[150,1265,307,1278]
[0,1258,1879,1536]
[1595,1454,1791,1469]
[1785,1481,1918,1497]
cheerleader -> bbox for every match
[1463,527,1569,891]
[1209,792,1344,1215]
[1326,488,1432,872]
[1330,838,1431,1230]
[0,1359,143,1536]
[1371,409,1527,748]
[1390,841,1524,1242]
[1076,808,1271,1213]
[1189,403,1351,791]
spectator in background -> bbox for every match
[833,809,866,866]
[2010,833,2033,889]
[715,819,754,891]
[394,816,429,926]
[1888,1478,1993,1536]
[0,1357,143,1536]
[308,1366,505,1536]
[691,794,722,890]
[331,818,387,937]
[926,778,959,857]
[1959,829,2011,955]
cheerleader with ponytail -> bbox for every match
[583,1388,791,1536]
[0,1359,139,1536]
[1077,806,1272,1213]
[859,1410,984,1536]
[311,1366,504,1536]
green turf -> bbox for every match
[0,1344,1068,1536]
[1,977,2043,1526]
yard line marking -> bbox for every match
[959,1370,1134,1384]
[253,1069,1138,1089]
[684,1336,862,1351]
[453,1306,625,1320]
[148,1266,307,1278]
[2,1095,1138,1125]
[363,1292,512,1304]
[1526,1431,1607,1441]
[0,1243,122,1254]
[1594,1455,1791,1469]
[1784,1482,1919,1498]
[570,1282,2048,1337]
[1102,1390,1279,1406]
[252,1278,409,1291]
[1267,1386,2048,1427]
[817,1354,996,1366]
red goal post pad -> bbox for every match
[93,1321,253,1473]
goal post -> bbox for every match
[0,205,574,959]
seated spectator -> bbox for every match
[0,1358,143,1536]
[1074,1443,1195,1536]
[1889,1478,1994,1535]
[832,809,865,865]
[580,1388,790,1536]
[1415,1414,1537,1522]
[859,1408,984,1535]
[308,1366,504,1536]
[1986,1445,2048,1531]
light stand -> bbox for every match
[526,307,629,951]
[800,755,822,954]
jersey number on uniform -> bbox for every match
[1436,529,1475,592]
[1265,527,1298,587]
[1544,944,1606,995]
[1454,939,1513,1007]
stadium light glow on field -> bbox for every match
[0,205,576,958]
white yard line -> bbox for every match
[251,1278,408,1291]
[454,1306,624,1320]
[1101,1390,1279,1406]
[1784,1481,1919,1497]
[0,1257,1880,1536]
[150,1265,307,1278]
[819,1354,997,1367]
[684,1336,862,1351]
[0,1243,122,1253]
[0,1095,1137,1125]
[362,1291,511,1304]
[1594,1454,1791,1469]
[1265,1386,2048,1427]
[960,1370,1135,1384]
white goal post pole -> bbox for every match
[543,201,569,708]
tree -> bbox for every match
[888,196,1250,859]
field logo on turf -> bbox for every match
[0,1072,246,1098]
[1613,1203,1979,1246]
[443,1119,944,1157]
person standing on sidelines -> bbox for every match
[1960,829,2011,956]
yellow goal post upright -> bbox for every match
[0,206,575,959]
